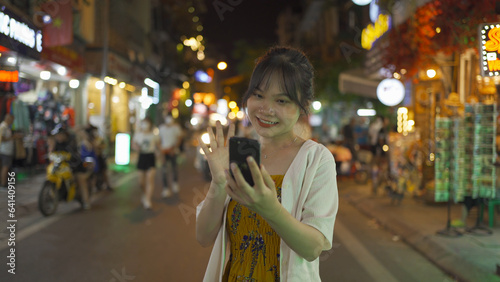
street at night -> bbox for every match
[0,148,458,282]
[0,0,500,281]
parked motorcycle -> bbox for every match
[328,143,370,184]
[38,152,94,216]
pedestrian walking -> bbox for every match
[132,117,160,209]
[0,114,22,190]
[342,117,357,161]
[368,116,384,157]
[196,46,338,281]
[76,127,96,209]
[158,113,183,197]
[87,125,113,191]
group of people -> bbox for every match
[131,113,184,209]
[47,123,113,210]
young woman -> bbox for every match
[132,117,160,209]
[196,47,339,281]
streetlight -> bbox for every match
[217,61,227,71]
[426,69,437,79]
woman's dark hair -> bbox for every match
[241,46,315,115]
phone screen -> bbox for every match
[229,137,260,186]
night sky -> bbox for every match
[201,0,302,68]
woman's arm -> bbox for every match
[195,181,228,247]
[262,202,329,262]
[47,137,55,154]
[196,121,235,247]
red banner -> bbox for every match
[42,0,73,47]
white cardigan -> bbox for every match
[196,139,339,281]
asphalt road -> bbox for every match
[0,149,453,281]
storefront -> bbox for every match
[0,5,92,168]
[0,6,44,166]
[85,50,152,142]
[375,23,500,237]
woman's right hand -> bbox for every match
[199,121,235,187]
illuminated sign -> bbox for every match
[361,14,391,50]
[0,70,18,82]
[377,78,405,106]
[479,23,500,77]
[115,133,130,165]
[144,78,160,104]
[0,7,42,59]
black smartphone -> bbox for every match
[229,137,261,186]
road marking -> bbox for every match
[335,220,399,282]
[0,171,137,252]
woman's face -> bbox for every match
[246,76,301,140]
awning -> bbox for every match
[338,68,382,99]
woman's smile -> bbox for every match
[256,116,279,128]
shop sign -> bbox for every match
[0,7,42,59]
[479,22,500,77]
[115,133,130,165]
[0,69,18,82]
[376,78,405,106]
[361,14,391,50]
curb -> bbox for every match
[343,192,500,282]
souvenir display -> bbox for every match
[452,105,474,202]
[472,103,496,199]
[434,117,452,202]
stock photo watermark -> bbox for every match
[178,183,213,225]
[6,171,16,275]
[212,0,245,21]
[109,267,135,282]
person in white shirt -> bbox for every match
[132,117,160,209]
[0,114,22,189]
[158,113,183,197]
[196,47,338,281]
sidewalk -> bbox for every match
[340,179,500,282]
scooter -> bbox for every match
[38,152,93,216]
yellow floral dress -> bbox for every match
[222,175,284,282]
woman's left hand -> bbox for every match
[225,157,281,219]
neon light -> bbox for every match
[361,14,391,50]
[479,23,500,77]
[0,11,40,51]
[115,133,130,165]
[0,70,18,82]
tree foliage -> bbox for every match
[381,0,498,77]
